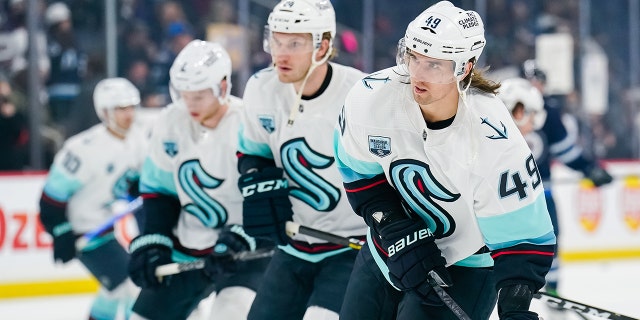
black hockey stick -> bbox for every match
[285,221,365,250]
[154,248,275,277]
[284,222,472,320]
[535,291,639,320]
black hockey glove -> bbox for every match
[379,218,451,301]
[238,167,293,245]
[128,234,174,289]
[203,223,258,281]
[587,166,613,187]
[497,283,539,320]
[51,222,78,263]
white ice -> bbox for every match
[0,259,638,320]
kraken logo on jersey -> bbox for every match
[281,138,340,211]
[258,114,276,133]
[390,159,459,237]
[368,136,391,158]
[163,141,179,157]
[178,159,228,228]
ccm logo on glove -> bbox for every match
[387,228,434,256]
[241,179,288,197]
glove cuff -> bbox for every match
[129,234,173,253]
[498,283,534,316]
[226,224,257,251]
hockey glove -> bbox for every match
[203,224,258,281]
[128,234,174,289]
[379,218,451,301]
[497,283,539,320]
[51,222,78,263]
[238,167,293,245]
[587,166,613,187]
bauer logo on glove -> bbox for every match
[387,227,434,257]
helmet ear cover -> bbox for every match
[169,40,232,102]
[398,1,486,82]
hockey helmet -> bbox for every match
[498,77,547,130]
[398,1,486,82]
[45,2,71,27]
[264,0,335,53]
[93,77,140,120]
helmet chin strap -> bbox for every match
[286,46,331,127]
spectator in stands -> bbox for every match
[0,91,28,170]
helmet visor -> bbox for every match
[263,26,314,55]
[406,50,456,84]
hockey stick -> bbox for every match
[284,221,365,250]
[154,248,275,277]
[535,291,639,320]
[75,196,143,249]
[284,222,471,320]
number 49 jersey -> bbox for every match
[141,97,244,250]
[335,67,556,266]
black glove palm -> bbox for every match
[128,234,174,289]
[238,167,293,245]
[379,218,451,300]
[51,222,78,263]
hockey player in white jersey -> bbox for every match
[39,77,145,320]
[236,0,368,319]
[335,2,555,319]
[127,40,271,320]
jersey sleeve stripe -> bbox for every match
[42,165,83,202]
[140,157,177,196]
[491,250,555,259]
[237,123,274,159]
[344,179,388,193]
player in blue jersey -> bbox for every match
[39,77,145,320]
[127,40,271,320]
[236,0,368,319]
[334,2,556,319]
[498,75,612,302]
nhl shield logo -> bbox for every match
[368,136,391,157]
[259,115,276,133]
[163,141,178,157]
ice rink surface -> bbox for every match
[0,259,638,320]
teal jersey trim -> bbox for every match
[237,123,274,159]
[366,229,400,291]
[477,193,557,251]
[453,252,494,268]
[42,165,83,202]
[333,130,384,183]
[280,244,352,263]
[139,157,177,196]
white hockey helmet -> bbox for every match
[93,77,140,120]
[45,2,71,26]
[498,77,547,130]
[264,0,336,53]
[169,40,232,100]
[398,1,486,81]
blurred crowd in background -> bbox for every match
[1,0,639,171]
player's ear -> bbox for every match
[316,38,331,61]
[219,78,228,99]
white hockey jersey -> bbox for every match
[42,124,148,233]
[238,63,369,259]
[140,97,244,250]
[335,67,556,268]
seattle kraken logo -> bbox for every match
[178,159,227,228]
[281,138,340,211]
[258,115,276,133]
[390,159,459,237]
[362,72,391,89]
[481,117,508,140]
[164,141,178,157]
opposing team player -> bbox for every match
[236,0,368,319]
[127,40,271,320]
[334,2,555,319]
[498,76,612,304]
[39,77,145,320]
